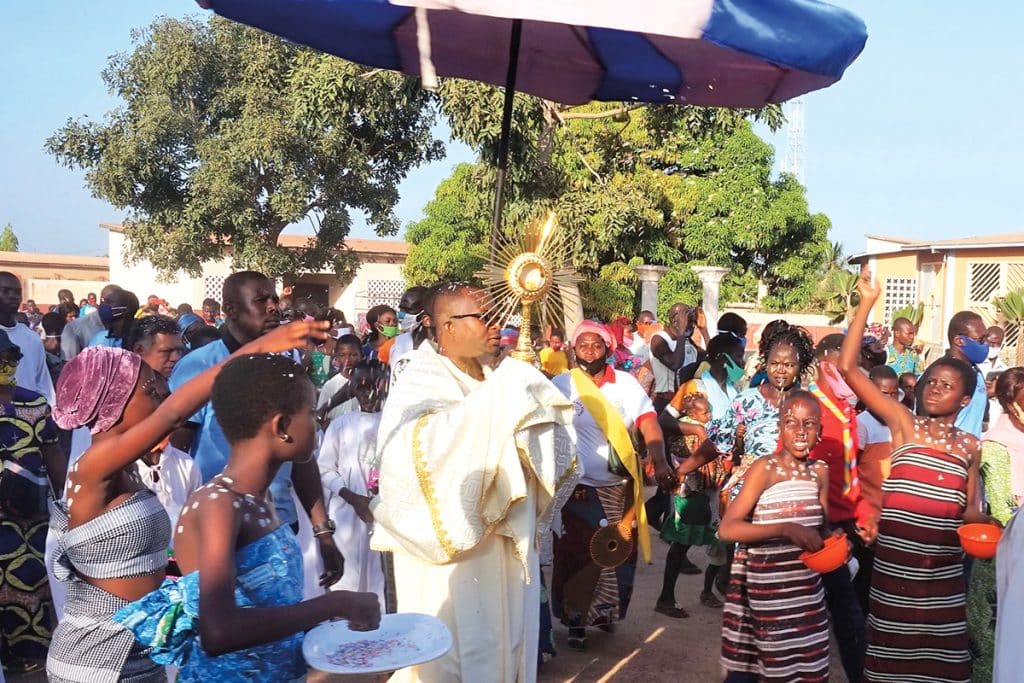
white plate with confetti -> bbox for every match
[304,613,453,674]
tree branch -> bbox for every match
[559,103,646,121]
[577,149,603,185]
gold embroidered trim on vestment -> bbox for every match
[411,414,456,561]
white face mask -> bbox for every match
[988,345,1002,361]
[400,313,420,333]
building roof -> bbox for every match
[850,231,1024,263]
[101,223,409,257]
[0,250,109,268]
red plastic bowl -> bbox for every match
[799,534,849,573]
[958,523,1002,559]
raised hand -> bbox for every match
[857,267,881,304]
[247,320,331,355]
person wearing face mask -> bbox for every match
[389,286,430,372]
[86,288,140,350]
[551,320,674,650]
[361,304,399,364]
[946,310,991,438]
[977,325,1007,379]
[807,333,870,683]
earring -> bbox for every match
[279,433,293,443]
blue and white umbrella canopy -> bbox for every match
[202,0,867,107]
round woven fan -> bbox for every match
[589,524,634,569]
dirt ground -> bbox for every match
[308,528,850,683]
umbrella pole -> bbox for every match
[490,18,523,246]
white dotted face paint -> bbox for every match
[177,525,184,534]
[73,485,81,493]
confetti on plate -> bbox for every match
[304,613,453,674]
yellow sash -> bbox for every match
[570,368,651,563]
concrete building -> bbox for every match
[849,232,1024,356]
[103,224,408,322]
[0,250,109,307]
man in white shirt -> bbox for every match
[0,272,54,402]
[978,325,1008,378]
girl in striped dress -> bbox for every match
[838,269,992,683]
[719,389,832,682]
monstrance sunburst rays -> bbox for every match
[476,212,582,364]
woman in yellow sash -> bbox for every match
[551,321,674,651]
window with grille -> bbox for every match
[969,262,1001,304]
[883,277,917,324]
[365,279,404,310]
[203,276,226,304]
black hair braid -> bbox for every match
[758,320,816,375]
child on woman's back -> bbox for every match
[719,390,832,683]
[115,354,379,681]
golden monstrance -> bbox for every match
[476,212,581,364]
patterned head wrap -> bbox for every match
[53,346,142,434]
[570,320,614,350]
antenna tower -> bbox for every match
[784,98,805,185]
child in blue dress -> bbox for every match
[115,354,380,681]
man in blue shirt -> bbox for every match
[946,310,989,438]
[170,271,342,581]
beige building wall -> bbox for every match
[0,251,110,306]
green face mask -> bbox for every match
[724,356,745,385]
[379,325,400,339]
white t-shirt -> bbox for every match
[856,410,891,446]
[552,368,656,487]
[0,322,54,403]
[134,445,203,546]
[317,372,357,423]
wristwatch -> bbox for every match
[312,520,337,537]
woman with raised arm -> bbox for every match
[837,268,990,683]
[46,320,329,683]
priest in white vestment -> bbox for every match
[371,284,579,683]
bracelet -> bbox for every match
[311,520,336,537]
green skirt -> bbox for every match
[660,491,719,546]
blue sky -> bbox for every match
[2,1,1021,258]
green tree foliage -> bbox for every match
[403,164,491,285]
[580,261,639,322]
[0,224,18,252]
[891,302,925,327]
[46,17,442,279]
[993,290,1024,366]
[408,93,830,315]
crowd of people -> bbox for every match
[0,267,1020,682]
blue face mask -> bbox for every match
[958,335,989,365]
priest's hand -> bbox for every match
[318,536,345,588]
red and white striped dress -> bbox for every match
[864,443,970,682]
[721,476,830,682]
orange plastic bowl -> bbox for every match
[799,534,849,573]
[958,523,1002,559]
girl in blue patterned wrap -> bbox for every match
[114,353,381,681]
